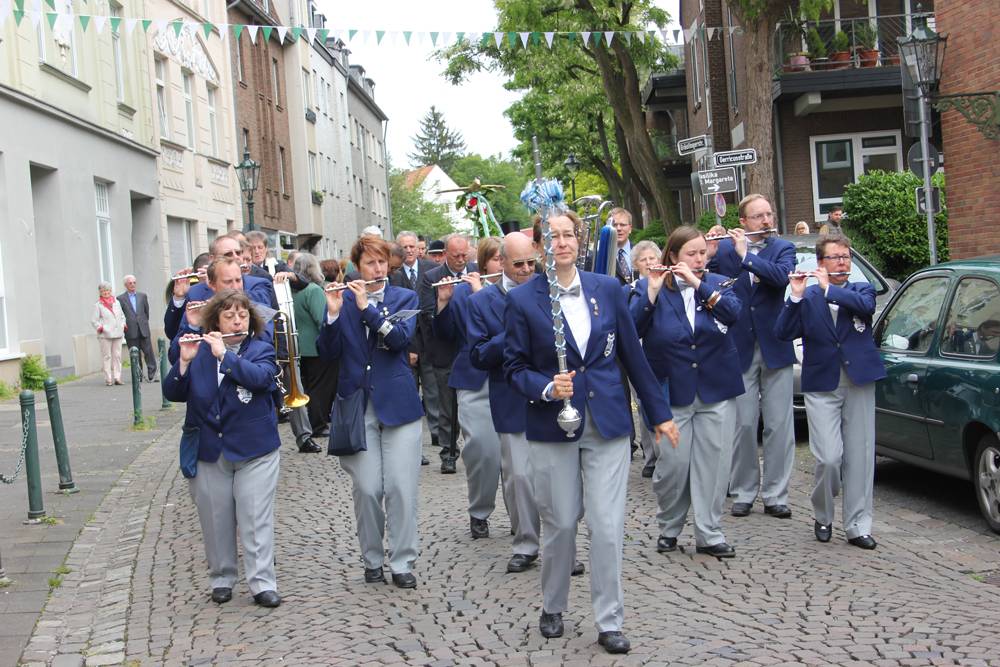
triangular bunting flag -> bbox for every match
[278,25,290,41]
[707,27,715,39]
[290,26,302,41]
[544,31,554,48]
[141,18,151,32]
[203,22,214,39]
[109,15,121,32]
[42,0,53,7]
[261,26,272,42]
[493,31,503,48]
[567,32,577,43]
[246,24,258,44]
[429,31,438,45]
[304,27,315,42]
[13,0,21,10]
[375,29,384,44]
[124,17,137,35]
[218,23,228,43]
[44,12,56,29]
[593,32,603,46]
[232,24,243,40]
[581,31,591,45]
[467,32,480,45]
[93,14,105,33]
[636,30,645,43]
[28,10,42,29]
[661,29,670,41]
[13,10,25,26]
[673,29,680,42]
[153,18,166,34]
[441,31,451,45]
[650,29,660,41]
[348,29,358,41]
[402,30,412,45]
[455,31,465,43]
[317,28,328,42]
[623,31,632,44]
[171,20,183,37]
[531,31,540,46]
[518,32,529,48]
[604,31,615,45]
[78,14,89,31]
[506,32,517,48]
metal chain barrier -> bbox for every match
[0,409,31,484]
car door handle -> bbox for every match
[906,373,919,384]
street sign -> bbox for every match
[915,186,942,215]
[677,135,709,156]
[696,168,739,195]
[714,193,727,218]
[907,142,941,177]
[713,148,757,168]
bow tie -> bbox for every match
[367,289,385,304]
[675,278,693,291]
[749,241,766,252]
[557,284,581,298]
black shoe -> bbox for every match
[470,517,489,539]
[814,521,832,543]
[696,542,736,558]
[506,553,538,573]
[148,374,158,383]
[598,631,631,654]
[314,427,330,438]
[539,611,564,638]
[730,502,752,517]
[630,441,639,459]
[440,458,457,474]
[656,536,677,553]
[431,436,440,449]
[421,455,429,466]
[571,561,585,576]
[848,535,877,550]
[277,412,290,424]
[764,504,792,518]
[253,590,281,607]
[211,587,232,603]
[391,572,417,588]
[364,567,386,583]
[641,464,655,478]
[297,438,323,453]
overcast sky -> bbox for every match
[316,0,681,169]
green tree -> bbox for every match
[408,106,467,172]
[448,153,531,226]
[438,0,680,231]
[389,170,456,240]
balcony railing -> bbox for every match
[773,11,935,75]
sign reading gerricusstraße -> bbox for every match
[695,168,739,195]
[713,149,757,168]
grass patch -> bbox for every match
[130,415,157,431]
[970,573,986,583]
[47,576,62,588]
[56,374,79,384]
[54,565,71,575]
[0,578,12,588]
[0,380,17,400]
[39,516,61,525]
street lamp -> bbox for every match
[563,153,580,202]
[234,148,261,231]
[898,7,946,265]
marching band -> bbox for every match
[161,190,884,654]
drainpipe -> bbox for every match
[772,103,788,234]
[383,119,392,237]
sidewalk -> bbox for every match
[0,373,185,667]
[9,387,1000,665]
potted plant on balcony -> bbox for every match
[855,22,880,67]
[829,30,851,69]
[780,7,810,72]
[311,189,324,205]
[806,27,828,70]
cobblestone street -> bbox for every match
[9,400,1000,666]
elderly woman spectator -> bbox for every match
[92,282,127,386]
[631,240,662,282]
[628,240,663,477]
[292,252,339,437]
[794,221,811,235]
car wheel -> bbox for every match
[973,434,1000,534]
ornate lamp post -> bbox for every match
[563,153,580,202]
[234,148,261,231]
[898,9,946,265]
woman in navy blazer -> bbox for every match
[774,234,885,550]
[162,289,283,608]
[316,236,423,589]
[631,226,744,559]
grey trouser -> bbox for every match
[500,431,540,556]
[458,382,502,520]
[432,365,456,456]
[805,369,876,538]
[418,359,440,442]
[730,344,795,506]
[188,448,280,594]
[654,397,730,547]
[634,385,658,469]
[125,335,157,377]
[339,399,422,574]
[279,359,313,445]
[529,413,630,633]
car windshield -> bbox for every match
[786,249,888,299]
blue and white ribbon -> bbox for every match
[519,178,567,215]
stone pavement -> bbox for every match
[9,393,1000,665]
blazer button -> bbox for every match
[218,432,223,438]
[844,360,851,366]
[366,364,372,371]
[750,306,755,311]
[692,362,698,368]
[588,391,595,398]
[690,344,696,350]
[216,414,221,420]
[579,366,585,373]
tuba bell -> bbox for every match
[273,280,310,409]
[573,196,617,276]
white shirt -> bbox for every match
[680,285,696,331]
[790,288,839,323]
[501,274,519,293]
[404,261,418,284]
[542,270,590,401]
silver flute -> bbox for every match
[649,265,706,274]
[533,135,582,438]
[788,271,851,278]
[179,331,248,342]
[170,270,202,280]
[324,277,388,292]
[431,272,503,288]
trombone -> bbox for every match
[572,195,617,276]
[273,281,309,409]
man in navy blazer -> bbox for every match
[503,211,678,655]
[707,194,798,520]
[775,234,885,549]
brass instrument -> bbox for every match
[273,280,309,409]
[572,195,617,274]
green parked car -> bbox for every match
[872,257,1000,533]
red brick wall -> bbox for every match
[936,0,1000,259]
[229,7,296,233]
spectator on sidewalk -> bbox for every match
[92,282,127,386]
[118,275,157,382]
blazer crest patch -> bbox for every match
[604,332,616,357]
[236,385,253,404]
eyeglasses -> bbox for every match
[821,254,851,262]
[511,258,537,269]
[220,250,240,258]
[746,211,775,222]
[610,222,631,229]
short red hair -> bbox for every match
[350,236,390,266]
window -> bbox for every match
[95,182,115,286]
[155,57,169,139]
[809,131,903,219]
[0,239,8,352]
[301,69,311,108]
[308,151,318,191]
[940,278,1000,358]
[690,24,701,106]
[727,6,738,111]
[314,69,321,110]
[235,34,245,82]
[167,217,195,271]
[877,277,950,353]
[701,25,710,114]
[278,146,287,194]
[319,152,326,192]
[182,72,196,150]
[111,4,125,102]
[345,166,352,201]
[326,155,333,192]
[206,85,218,156]
[242,127,250,154]
[38,0,77,75]
[271,58,280,103]
[340,92,347,127]
[326,83,333,119]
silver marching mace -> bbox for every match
[528,136,582,438]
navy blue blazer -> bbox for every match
[434,282,489,391]
[503,272,672,442]
[708,236,797,371]
[162,338,281,462]
[630,274,745,407]
[468,283,526,434]
[316,286,423,427]
[774,282,887,392]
